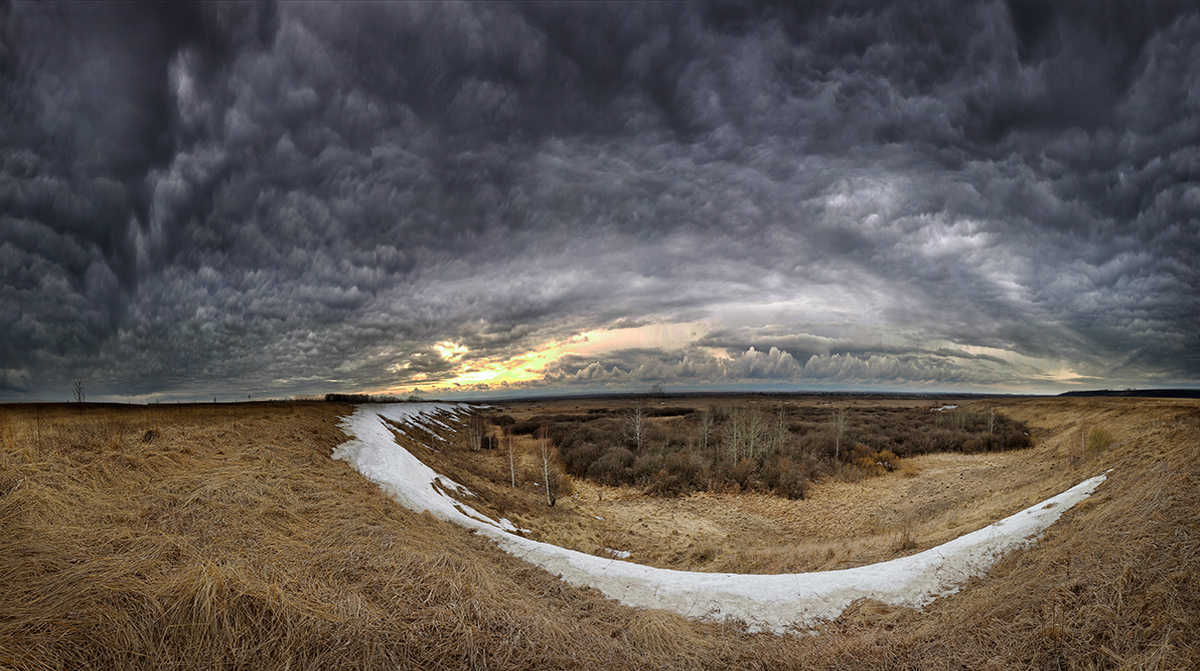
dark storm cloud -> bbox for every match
[2,0,1198,400]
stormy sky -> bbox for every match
[2,1,1199,401]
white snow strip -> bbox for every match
[334,403,1108,634]
[933,404,959,411]
[423,414,456,432]
[498,518,531,534]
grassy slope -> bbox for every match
[0,398,1196,669]
[432,421,1080,575]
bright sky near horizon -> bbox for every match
[2,1,1198,401]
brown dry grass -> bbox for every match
[0,397,1196,669]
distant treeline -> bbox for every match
[323,393,423,403]
[1059,389,1200,399]
[507,407,695,435]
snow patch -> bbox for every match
[498,518,531,534]
[334,403,1108,634]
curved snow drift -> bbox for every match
[333,403,1107,633]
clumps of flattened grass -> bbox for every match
[1,398,1196,670]
[1086,425,1114,456]
[0,403,734,670]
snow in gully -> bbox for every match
[333,403,1108,634]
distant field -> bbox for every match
[1,396,1197,668]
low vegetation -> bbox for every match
[0,397,1195,669]
[509,403,1031,500]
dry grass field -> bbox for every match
[0,396,1197,669]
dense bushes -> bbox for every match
[761,455,809,500]
[511,414,605,435]
[527,403,1032,500]
[646,407,696,418]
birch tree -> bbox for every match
[723,407,744,461]
[746,409,765,461]
[772,406,790,453]
[538,424,556,506]
[626,400,646,452]
[506,426,516,488]
[699,406,714,452]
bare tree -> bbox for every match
[538,424,556,506]
[723,406,744,461]
[72,379,85,404]
[466,413,486,451]
[699,406,714,452]
[746,409,766,461]
[721,406,766,461]
[626,400,646,452]
[832,407,847,460]
[506,426,516,488]
[988,406,996,436]
[772,406,791,453]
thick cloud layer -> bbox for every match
[2,1,1198,400]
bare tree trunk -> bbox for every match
[773,407,789,453]
[700,406,713,452]
[724,407,743,462]
[538,424,554,506]
[466,414,486,451]
[73,379,85,415]
[833,407,846,460]
[747,409,764,461]
[626,401,646,452]
[542,444,551,505]
[506,427,516,488]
